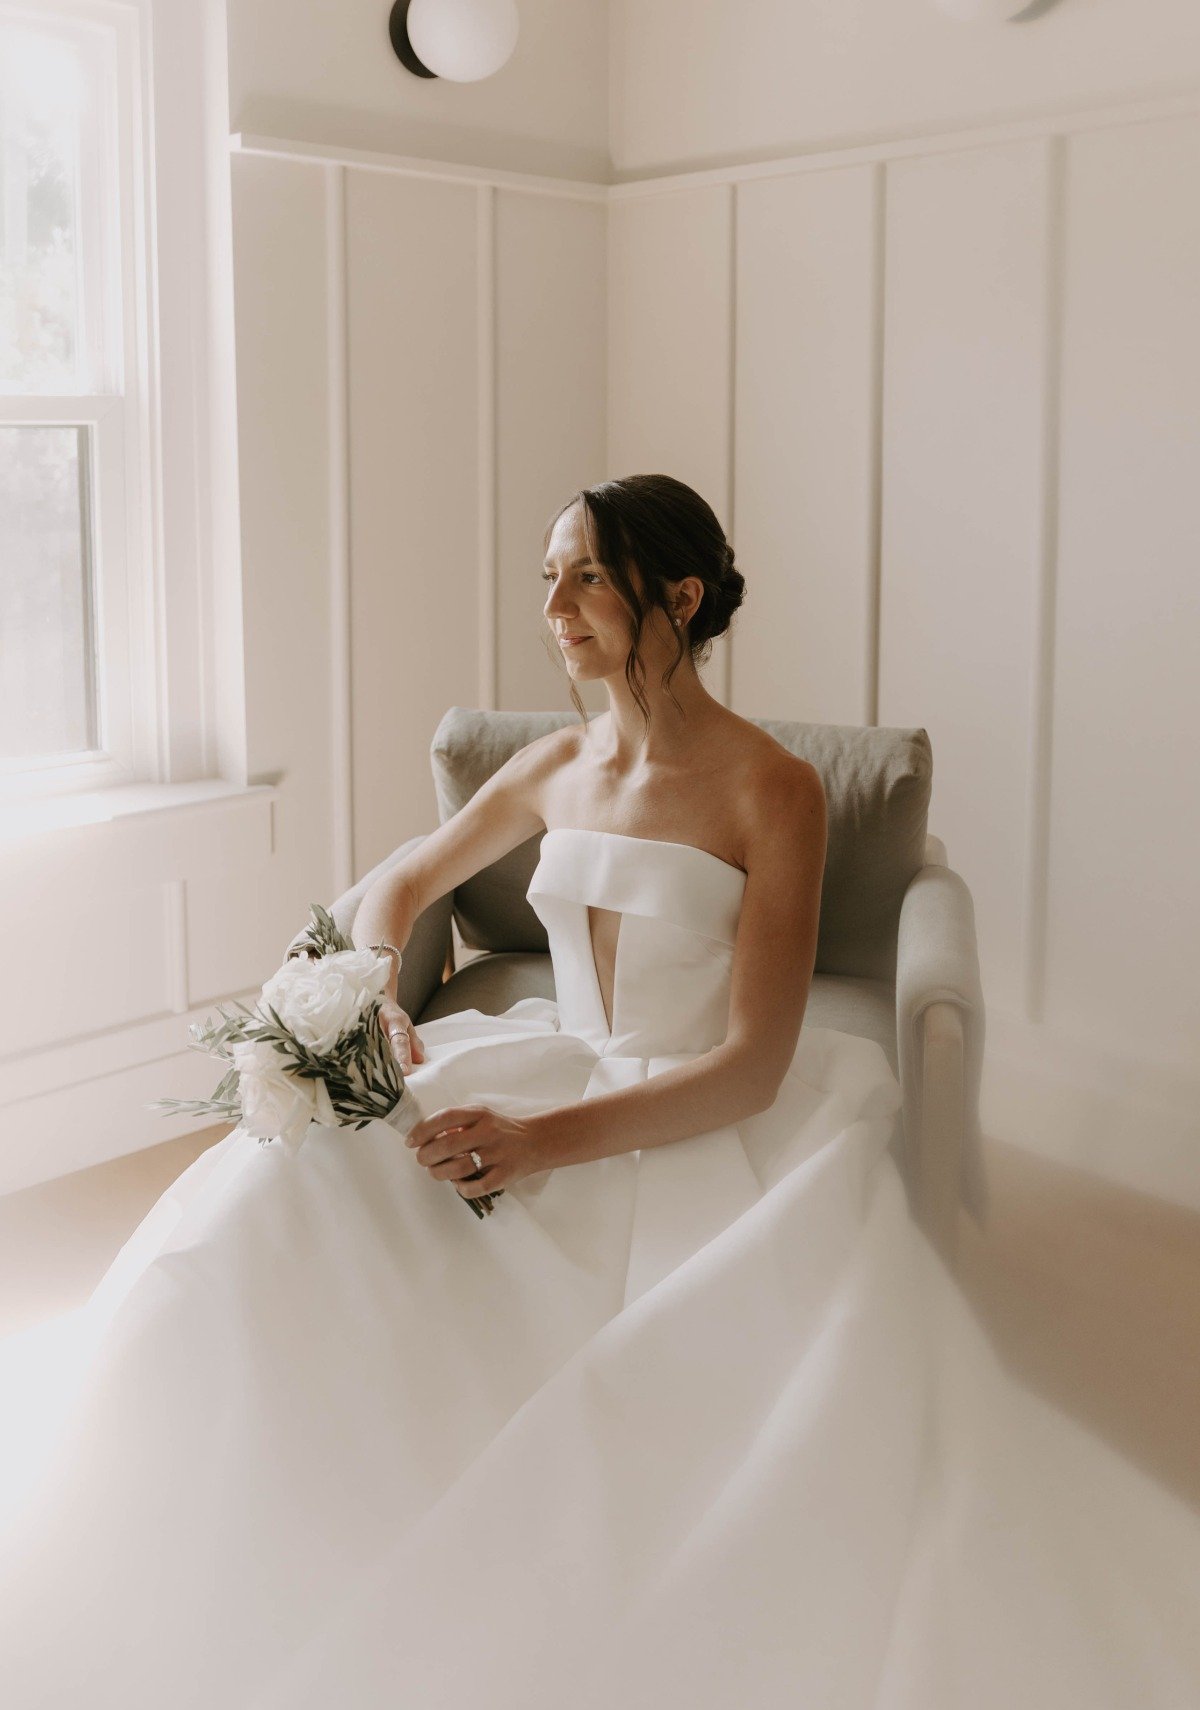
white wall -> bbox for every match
[226,147,606,885]
[610,0,1200,175]
[607,6,1200,1205]
[228,0,611,181]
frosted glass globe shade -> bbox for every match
[406,0,519,82]
[933,0,1038,18]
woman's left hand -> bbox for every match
[405,1106,550,1198]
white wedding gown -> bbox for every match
[2,826,1199,1709]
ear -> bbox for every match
[676,575,706,626]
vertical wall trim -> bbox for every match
[326,163,354,895]
[1024,135,1067,1024]
[865,162,887,728]
[478,184,499,710]
[164,878,190,1012]
[724,178,737,709]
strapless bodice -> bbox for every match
[527,827,747,1058]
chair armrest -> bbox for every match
[283,833,454,1024]
[923,832,948,867]
[895,862,989,1229]
[917,1000,965,1270]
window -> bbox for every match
[1,2,151,800]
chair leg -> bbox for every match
[918,1000,964,1273]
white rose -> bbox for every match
[258,947,391,1056]
[232,1039,338,1152]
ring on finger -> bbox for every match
[469,1149,483,1172]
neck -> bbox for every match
[591,659,722,768]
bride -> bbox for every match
[2,473,1199,1709]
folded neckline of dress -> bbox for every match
[539,825,748,883]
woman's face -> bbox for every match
[542,502,676,681]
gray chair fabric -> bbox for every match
[290,708,988,1228]
[803,975,899,1076]
[420,951,557,1021]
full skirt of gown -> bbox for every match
[1,825,1198,1709]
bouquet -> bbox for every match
[150,904,501,1218]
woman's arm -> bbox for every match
[525,1041,772,1168]
[527,756,828,1171]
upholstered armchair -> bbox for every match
[288,707,988,1266]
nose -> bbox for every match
[543,578,576,622]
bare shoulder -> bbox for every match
[722,721,826,868]
[497,721,580,791]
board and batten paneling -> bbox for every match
[732,165,881,725]
[187,153,337,999]
[607,185,735,705]
[344,170,482,874]
[878,139,1053,1022]
[495,189,608,711]
[0,889,172,1060]
[1045,113,1200,1063]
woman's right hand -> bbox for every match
[377,998,426,1074]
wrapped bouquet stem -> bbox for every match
[150,904,501,1218]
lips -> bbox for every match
[558,635,592,646]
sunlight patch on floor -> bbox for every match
[0,1307,97,1530]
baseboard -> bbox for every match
[981,1012,1200,1211]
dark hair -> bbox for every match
[542,473,746,732]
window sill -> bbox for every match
[0,778,278,844]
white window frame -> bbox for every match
[1,0,240,818]
[0,0,160,800]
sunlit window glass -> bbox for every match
[0,423,96,760]
[0,25,86,394]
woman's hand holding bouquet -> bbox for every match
[150,904,503,1218]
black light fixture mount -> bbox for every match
[389,1,437,78]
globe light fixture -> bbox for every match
[389,0,520,82]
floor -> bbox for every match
[1,1130,1197,1513]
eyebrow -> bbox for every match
[542,555,595,569]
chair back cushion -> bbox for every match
[431,707,931,981]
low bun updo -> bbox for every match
[543,473,746,730]
[688,539,746,651]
